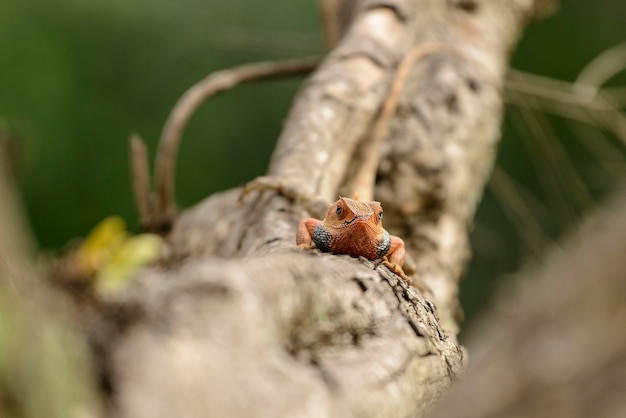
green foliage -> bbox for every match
[0,283,101,417]
[75,215,164,294]
[0,0,321,247]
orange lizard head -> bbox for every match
[321,196,384,233]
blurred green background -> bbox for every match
[1,0,625,329]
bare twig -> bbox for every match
[129,134,153,229]
[528,107,595,210]
[505,70,626,145]
[146,57,319,232]
[506,70,615,112]
[318,0,342,51]
[489,165,552,254]
[574,41,626,96]
[603,85,626,107]
[317,0,360,51]
[567,122,626,179]
[352,42,481,201]
[512,108,585,225]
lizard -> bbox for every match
[296,194,412,283]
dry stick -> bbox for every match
[603,85,626,107]
[506,70,626,145]
[567,123,626,178]
[574,41,626,97]
[352,42,468,201]
[489,165,552,254]
[511,107,579,225]
[129,134,152,228]
[152,57,320,231]
[318,0,342,51]
[317,0,360,51]
[507,70,616,111]
[526,106,596,212]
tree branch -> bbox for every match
[82,0,560,417]
[428,192,626,418]
[129,134,153,230]
[132,57,320,233]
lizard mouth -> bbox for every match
[341,215,370,226]
[340,216,379,232]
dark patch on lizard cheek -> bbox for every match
[377,230,392,258]
[312,223,333,253]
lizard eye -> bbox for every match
[378,211,383,222]
[335,205,343,217]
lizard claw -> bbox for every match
[381,256,434,296]
[381,256,413,285]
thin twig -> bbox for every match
[318,0,342,51]
[566,122,626,179]
[129,134,152,229]
[352,43,448,200]
[152,57,320,231]
[603,85,626,107]
[527,107,595,212]
[507,70,616,111]
[514,108,583,225]
[352,42,489,201]
[489,165,551,254]
[574,41,626,96]
[317,0,359,51]
[505,70,626,145]
[504,66,626,247]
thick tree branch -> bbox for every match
[109,253,463,418]
[85,0,560,417]
[429,192,626,418]
[372,0,534,332]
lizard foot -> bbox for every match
[381,257,413,285]
[381,256,433,296]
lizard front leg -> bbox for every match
[387,235,406,267]
[296,218,321,249]
[383,235,412,283]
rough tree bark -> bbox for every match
[429,193,626,418]
[78,0,558,417]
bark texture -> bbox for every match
[83,0,557,417]
[429,193,626,418]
